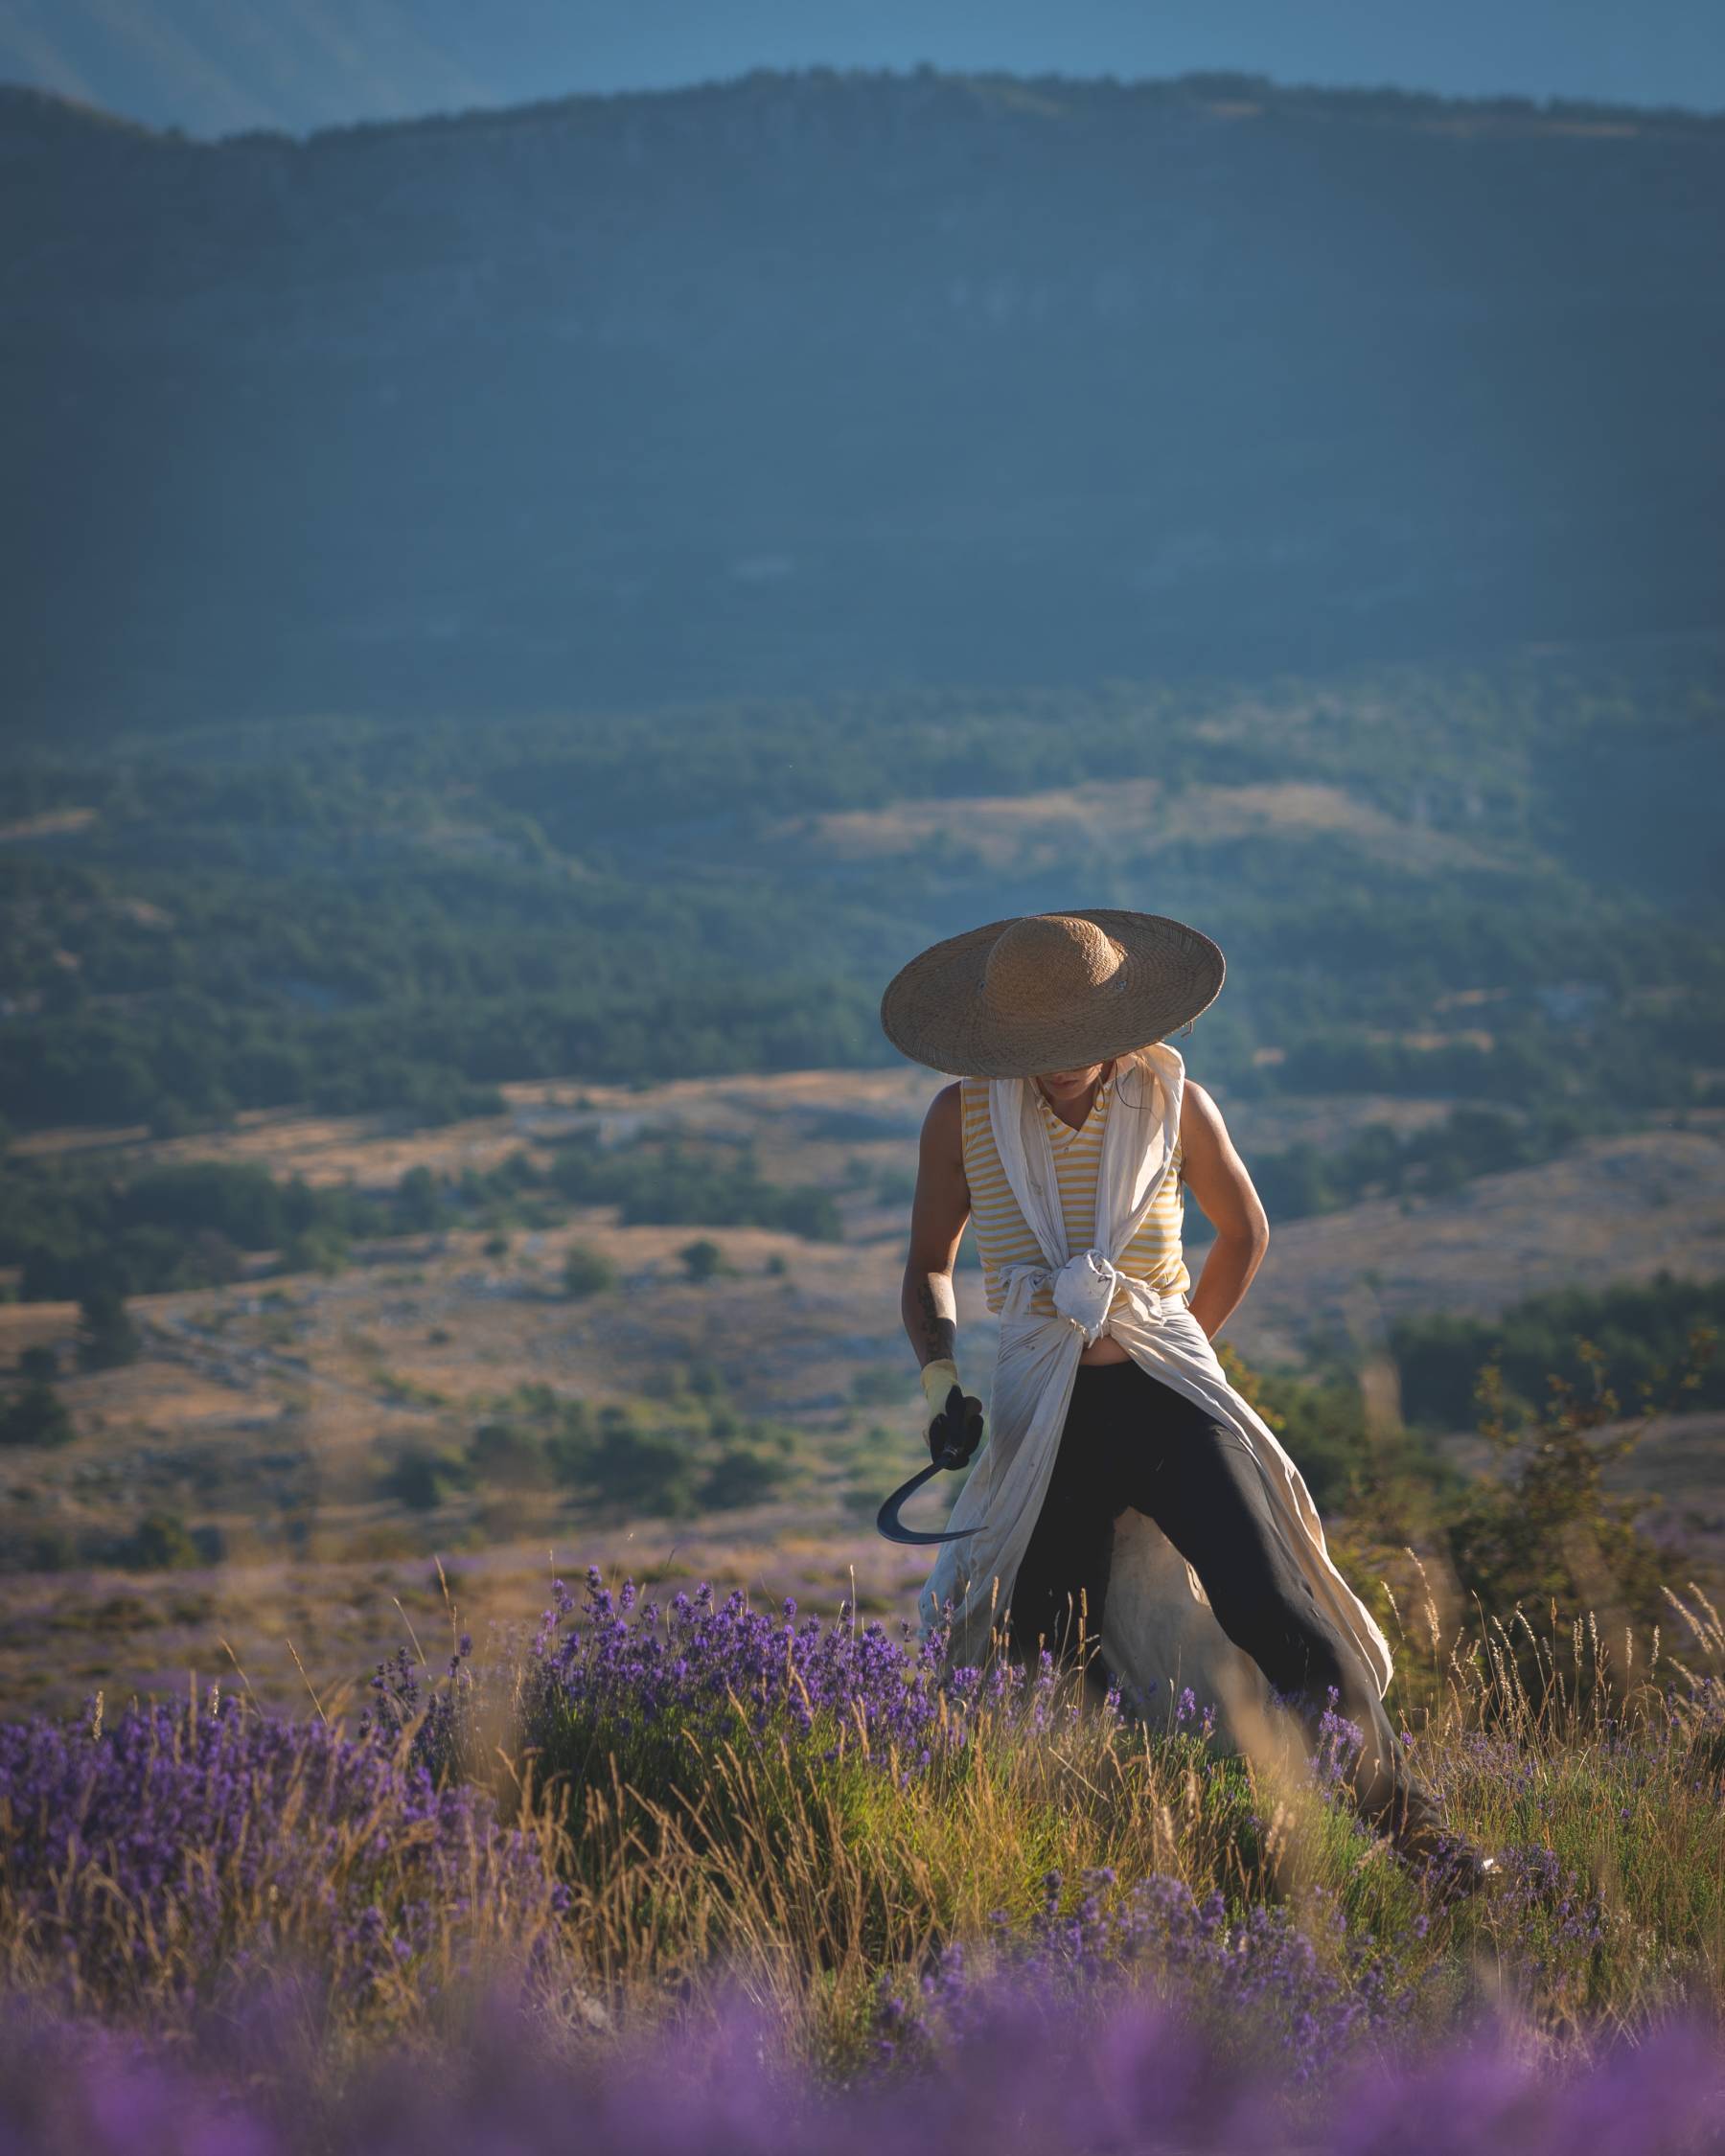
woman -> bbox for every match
[882,907,1493,1894]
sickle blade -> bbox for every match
[876,1454,978,1546]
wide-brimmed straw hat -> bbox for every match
[879,908,1226,1078]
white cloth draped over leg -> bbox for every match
[917,1043,1392,1743]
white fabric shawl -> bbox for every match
[918,1042,1392,1738]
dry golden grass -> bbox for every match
[0,806,99,844]
[503,1582,1725,2063]
[783,777,1510,875]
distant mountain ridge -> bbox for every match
[0,0,493,140]
[4,68,1722,729]
[7,4,1723,142]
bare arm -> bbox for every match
[1179,1080,1271,1341]
[901,1083,970,1367]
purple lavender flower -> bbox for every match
[872,1866,1428,2088]
[0,1695,565,2015]
[0,1974,1692,2156]
[504,1568,1083,1791]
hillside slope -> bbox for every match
[1,1067,1718,1717]
[4,72,1722,726]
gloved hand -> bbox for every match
[919,1358,985,1468]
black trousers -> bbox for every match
[1005,1357,1443,1839]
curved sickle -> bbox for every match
[875,1449,978,1546]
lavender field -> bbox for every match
[2,1560,1723,2154]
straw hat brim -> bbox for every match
[880,908,1226,1078]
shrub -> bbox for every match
[562,1244,617,1299]
[0,1382,75,1451]
[678,1237,724,1283]
[279,1223,349,1277]
[1438,1343,1687,1656]
[395,1165,443,1233]
[75,1289,139,1372]
[585,1415,698,1515]
[25,1525,76,1571]
[699,1442,786,1511]
[466,1419,552,1490]
[124,1511,201,1571]
[381,1449,470,1513]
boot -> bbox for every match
[1380,1797,1500,1903]
[1341,1743,1499,1904]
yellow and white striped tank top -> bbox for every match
[959,1071,1191,1319]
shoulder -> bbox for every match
[1179,1079,1231,1149]
[917,1082,970,1190]
[1179,1080,1254,1174]
[921,1081,965,1147]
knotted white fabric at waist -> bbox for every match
[996,1249,1183,1345]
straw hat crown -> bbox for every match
[881,907,1226,1078]
[982,913,1128,1015]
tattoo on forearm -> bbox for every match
[913,1273,958,1365]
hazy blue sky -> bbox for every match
[3,0,1721,137]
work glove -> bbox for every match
[919,1358,985,1468]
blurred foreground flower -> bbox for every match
[0,1975,1720,2156]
